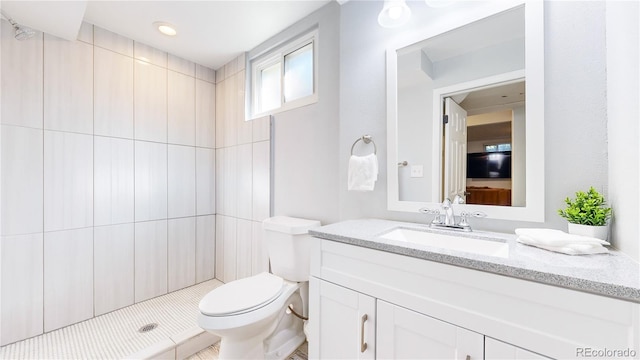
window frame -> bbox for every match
[249,29,319,120]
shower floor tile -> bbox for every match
[0,279,223,359]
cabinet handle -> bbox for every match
[360,314,368,353]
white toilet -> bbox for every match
[198,216,320,360]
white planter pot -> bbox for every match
[567,223,609,241]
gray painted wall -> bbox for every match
[252,1,637,259]
[338,1,609,232]
[606,1,639,261]
[247,2,341,226]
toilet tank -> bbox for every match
[262,216,321,282]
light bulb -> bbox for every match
[154,22,177,36]
[388,6,403,20]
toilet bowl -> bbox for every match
[198,216,320,360]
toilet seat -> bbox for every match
[200,272,284,316]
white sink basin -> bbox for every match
[379,228,509,258]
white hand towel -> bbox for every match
[517,236,609,255]
[515,228,610,246]
[348,153,378,191]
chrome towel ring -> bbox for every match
[351,135,377,155]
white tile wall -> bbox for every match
[211,54,272,284]
[237,144,253,220]
[196,64,216,83]
[44,228,94,332]
[168,70,196,146]
[0,23,219,345]
[223,146,238,217]
[94,136,134,226]
[1,20,43,129]
[168,145,196,218]
[236,219,253,280]
[196,215,216,283]
[196,79,216,148]
[224,73,238,147]
[94,223,135,315]
[135,141,168,222]
[168,55,195,77]
[94,27,133,57]
[94,47,134,139]
[1,125,43,235]
[135,220,168,302]
[168,217,196,292]
[0,233,43,345]
[134,61,167,143]
[44,34,93,134]
[196,147,216,215]
[215,215,224,281]
[134,42,168,68]
[214,79,226,149]
[215,146,225,215]
[222,216,237,283]
[252,115,271,142]
[252,221,270,275]
[253,141,271,222]
[44,131,94,232]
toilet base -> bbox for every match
[265,331,305,360]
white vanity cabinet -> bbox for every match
[377,300,483,359]
[309,278,376,359]
[310,278,484,360]
[485,338,551,360]
[308,236,640,360]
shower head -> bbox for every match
[13,24,35,40]
[0,10,35,40]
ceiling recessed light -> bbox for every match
[154,22,177,36]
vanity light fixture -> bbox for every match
[154,21,177,36]
[378,0,412,28]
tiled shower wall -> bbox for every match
[214,56,271,284]
[0,21,217,345]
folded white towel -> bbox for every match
[517,236,609,255]
[515,228,610,246]
[348,154,378,191]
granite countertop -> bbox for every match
[309,219,640,303]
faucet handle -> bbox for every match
[419,207,442,224]
[459,211,487,227]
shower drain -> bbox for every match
[138,323,158,333]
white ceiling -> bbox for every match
[1,0,332,69]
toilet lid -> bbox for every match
[199,272,284,316]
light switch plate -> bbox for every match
[410,165,424,178]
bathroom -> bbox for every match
[0,0,638,359]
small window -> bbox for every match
[484,143,511,152]
[250,30,318,119]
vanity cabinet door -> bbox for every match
[308,277,376,360]
[377,300,483,360]
[485,338,552,360]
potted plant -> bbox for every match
[558,187,612,240]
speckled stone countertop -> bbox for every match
[309,219,640,303]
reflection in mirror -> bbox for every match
[396,5,524,205]
[443,81,525,207]
[387,1,545,222]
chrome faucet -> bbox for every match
[418,195,485,232]
[441,198,455,225]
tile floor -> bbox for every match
[0,279,222,359]
[187,341,308,360]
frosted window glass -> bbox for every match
[284,43,313,103]
[260,63,281,112]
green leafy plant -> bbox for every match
[558,187,611,226]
